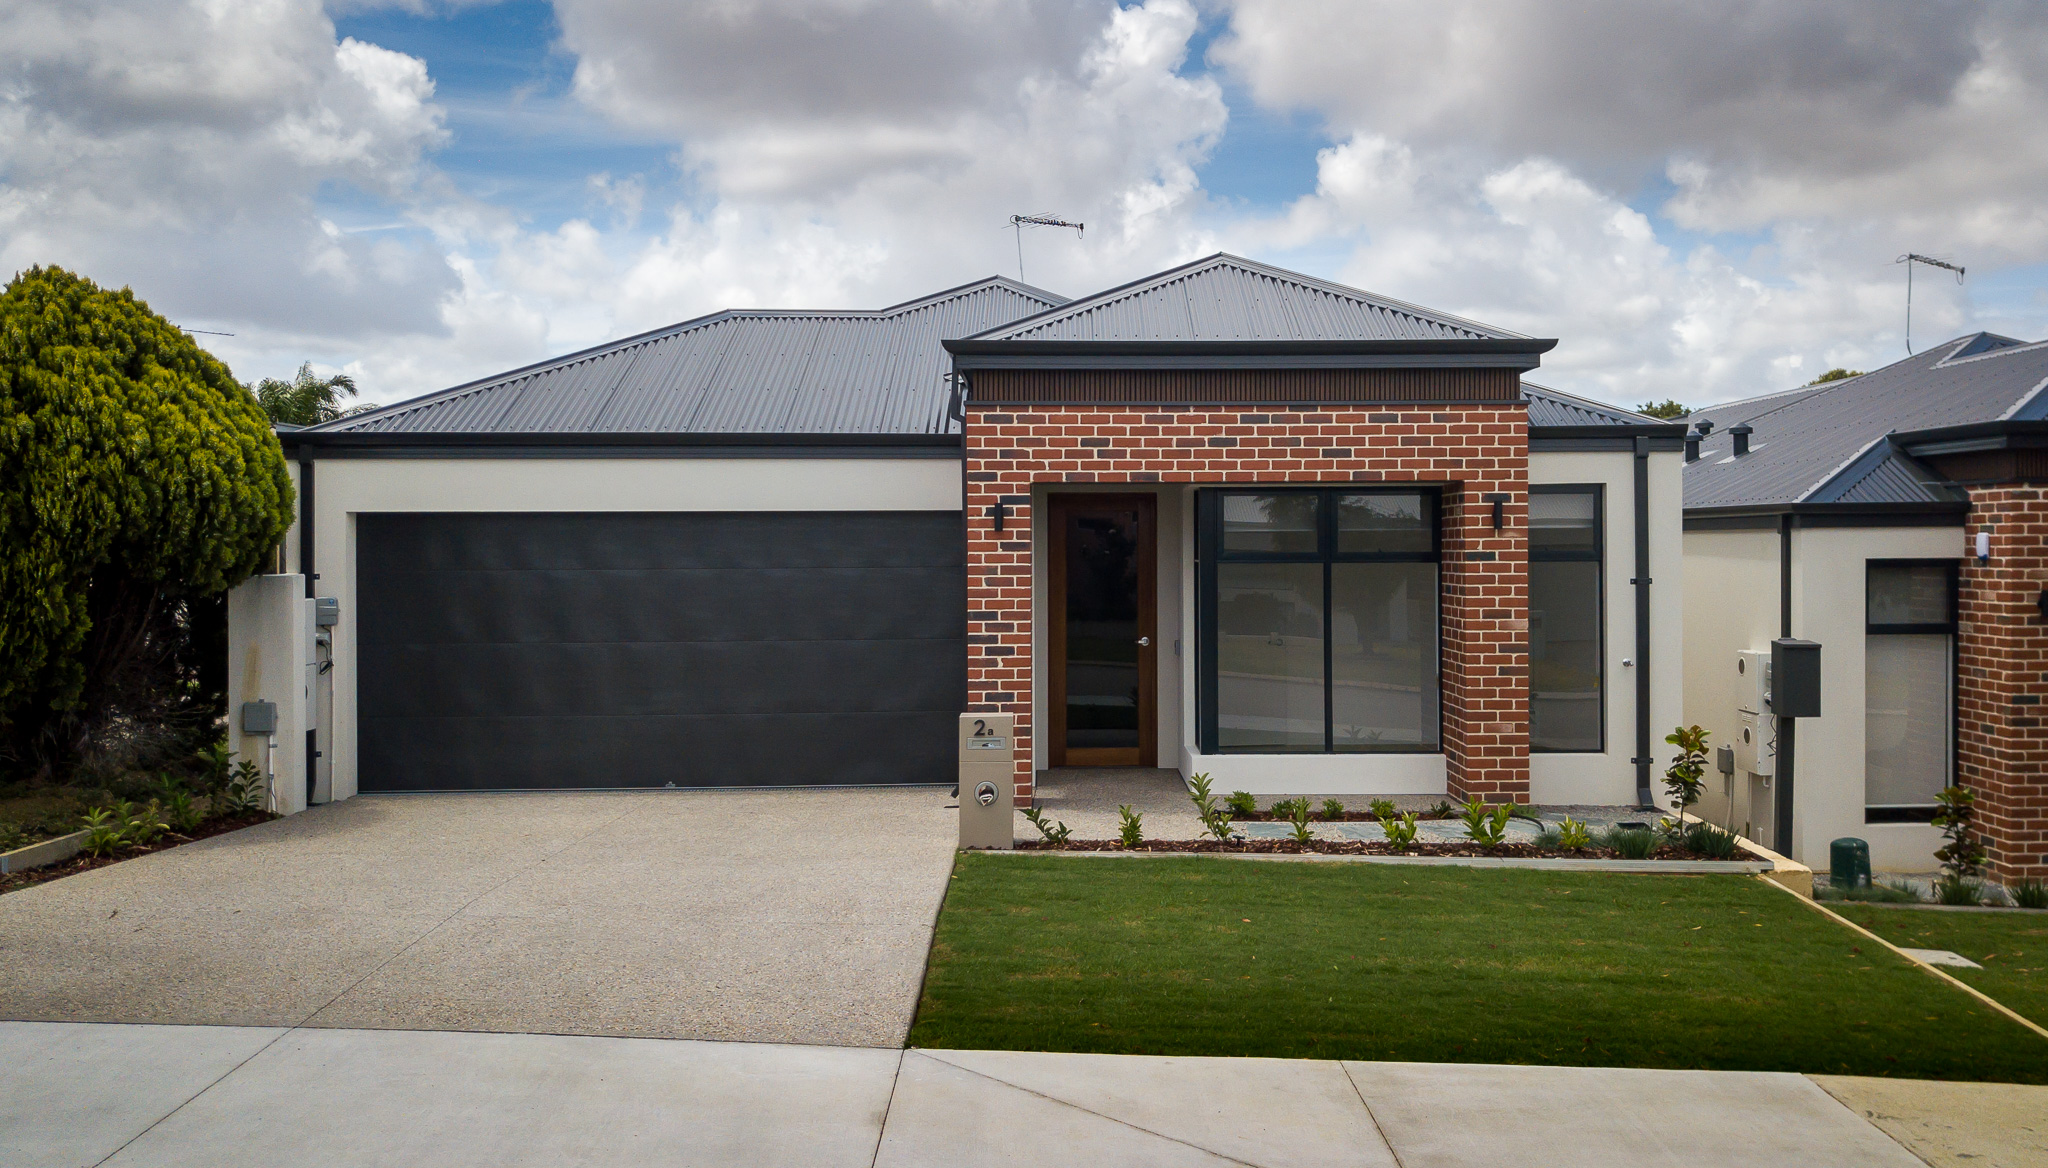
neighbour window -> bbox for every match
[1199,490,1439,753]
[1865,561,1956,822]
[1529,487,1604,753]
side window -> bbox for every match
[1865,562,1956,821]
[1529,487,1602,752]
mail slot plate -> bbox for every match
[967,737,1008,750]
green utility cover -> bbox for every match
[1830,837,1872,889]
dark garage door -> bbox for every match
[356,511,965,791]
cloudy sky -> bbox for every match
[5,0,2046,411]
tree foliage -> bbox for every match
[1806,368,1863,386]
[1636,399,1689,419]
[251,362,361,426]
[0,266,293,776]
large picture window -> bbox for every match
[1529,486,1604,752]
[1199,489,1439,753]
[1865,561,1956,822]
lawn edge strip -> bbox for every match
[974,849,1772,875]
[1763,875,2048,1044]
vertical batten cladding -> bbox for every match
[963,398,1530,806]
[1956,486,2048,882]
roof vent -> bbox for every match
[1685,433,1701,462]
[1694,420,1714,436]
[1729,423,1753,457]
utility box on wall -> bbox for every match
[1770,638,1822,719]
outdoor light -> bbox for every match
[1976,530,1991,562]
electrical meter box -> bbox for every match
[1735,709,1774,776]
[958,713,1015,850]
[1736,650,1772,714]
[1770,638,1822,719]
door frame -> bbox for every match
[1047,492,1157,767]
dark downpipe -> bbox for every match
[1775,514,1797,855]
[297,455,315,597]
[1632,436,1654,806]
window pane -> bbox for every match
[1336,493,1431,555]
[1530,491,1598,553]
[1331,563,1438,749]
[1866,634,1950,807]
[1216,563,1325,750]
[1530,561,1602,751]
[1222,494,1320,554]
[1869,564,1951,626]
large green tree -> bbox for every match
[0,266,293,776]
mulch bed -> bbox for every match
[1015,837,1745,861]
[0,811,279,895]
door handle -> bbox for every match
[1136,637,1151,646]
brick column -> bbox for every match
[1437,455,1530,802]
[1957,487,2048,883]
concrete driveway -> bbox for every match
[0,788,957,1047]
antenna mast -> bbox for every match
[1895,253,1964,355]
[1008,214,1083,281]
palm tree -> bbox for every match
[250,363,363,426]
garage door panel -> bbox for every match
[360,565,963,647]
[358,712,955,791]
[364,512,963,574]
[357,511,964,790]
[360,639,965,719]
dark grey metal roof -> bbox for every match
[311,277,1065,437]
[1521,382,1655,427]
[1681,333,2048,510]
[964,253,1525,343]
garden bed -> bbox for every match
[1014,837,1740,861]
[0,810,276,896]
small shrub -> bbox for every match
[1226,790,1259,818]
[1116,804,1144,849]
[164,791,206,834]
[2010,878,2048,910]
[120,800,170,847]
[1931,786,1987,884]
[1556,817,1592,850]
[1681,820,1740,860]
[1022,807,1071,845]
[1662,724,1710,822]
[194,739,234,795]
[1320,798,1345,821]
[1534,827,1562,849]
[1188,773,1236,842]
[1426,799,1456,819]
[1460,799,1511,848]
[151,773,185,804]
[1287,799,1315,844]
[0,823,25,852]
[1368,799,1397,822]
[1607,827,1657,860]
[79,808,128,858]
[1934,876,1983,907]
[224,760,265,813]
[1381,812,1419,848]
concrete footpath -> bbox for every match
[11,1022,2036,1168]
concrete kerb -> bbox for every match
[0,829,89,875]
[972,848,1775,876]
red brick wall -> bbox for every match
[963,403,1530,805]
[1957,487,2048,882]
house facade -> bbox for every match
[1680,334,2048,882]
[231,255,1684,815]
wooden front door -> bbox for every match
[1049,494,1157,767]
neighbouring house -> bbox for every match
[229,254,1685,816]
[1680,333,2048,882]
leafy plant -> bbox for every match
[1426,800,1456,819]
[1226,790,1259,818]
[1022,806,1071,845]
[1460,799,1511,848]
[1662,725,1710,822]
[1934,876,1983,907]
[117,800,169,847]
[151,773,184,804]
[193,739,234,795]
[1320,799,1345,821]
[1188,773,1237,842]
[164,791,206,834]
[2010,878,2048,910]
[79,808,128,858]
[1556,817,1592,850]
[1931,786,1987,883]
[1117,804,1144,849]
[1680,820,1740,860]
[1381,812,1419,848]
[249,361,364,427]
[1368,799,1397,821]
[1606,827,1658,860]
[1287,800,1315,844]
[223,760,265,813]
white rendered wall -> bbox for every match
[1527,448,1686,807]
[225,574,313,815]
[1681,527,1779,836]
[301,457,962,802]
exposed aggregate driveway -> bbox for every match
[0,788,958,1048]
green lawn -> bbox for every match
[1836,904,2048,1029]
[909,855,2048,1082]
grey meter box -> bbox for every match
[240,700,278,736]
[1770,639,1822,719]
[314,597,340,627]
[958,713,1014,850]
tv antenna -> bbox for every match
[1895,253,1964,355]
[182,328,235,336]
[1008,214,1083,281]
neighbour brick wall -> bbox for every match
[963,402,1530,806]
[1957,487,2048,882]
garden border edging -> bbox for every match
[0,828,90,874]
[979,849,1775,875]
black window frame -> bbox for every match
[1196,487,1443,754]
[1863,559,1959,824]
[1528,484,1606,754]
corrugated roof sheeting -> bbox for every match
[973,254,1521,343]
[1682,334,2048,508]
[1828,448,1955,505]
[319,279,1065,437]
[1522,383,1653,427]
